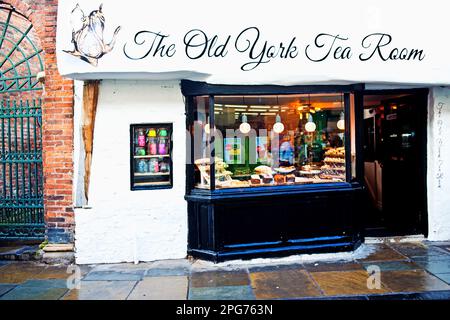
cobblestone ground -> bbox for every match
[1,241,450,300]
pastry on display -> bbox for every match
[262,174,273,184]
[325,147,345,158]
[324,157,345,164]
[250,174,261,185]
[320,147,346,182]
[274,166,295,174]
[230,180,250,187]
[286,174,296,183]
[254,165,273,175]
[274,174,286,184]
[299,169,321,175]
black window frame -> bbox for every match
[183,80,365,196]
[130,122,174,191]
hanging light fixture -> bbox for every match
[305,114,316,133]
[273,114,285,133]
[204,123,211,134]
[337,111,345,130]
[239,114,251,134]
[273,96,284,134]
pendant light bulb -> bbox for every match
[239,114,251,134]
[204,123,211,134]
[337,112,345,130]
[305,114,316,133]
[273,114,284,134]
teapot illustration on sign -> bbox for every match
[64,4,121,66]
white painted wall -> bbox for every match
[427,87,450,240]
[74,80,187,264]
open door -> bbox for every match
[363,90,428,237]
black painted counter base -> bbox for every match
[186,183,364,263]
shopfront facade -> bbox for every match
[55,0,450,264]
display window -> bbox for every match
[190,93,353,190]
[130,123,173,190]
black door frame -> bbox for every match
[361,88,429,237]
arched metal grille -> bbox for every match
[0,2,44,241]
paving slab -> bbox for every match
[303,261,363,272]
[388,242,446,258]
[380,270,450,292]
[191,271,250,288]
[362,261,422,272]
[0,286,68,300]
[83,270,144,281]
[250,269,321,299]
[20,279,69,289]
[423,241,450,247]
[63,280,137,300]
[189,285,254,300]
[248,263,303,273]
[389,243,447,258]
[32,266,71,280]
[310,270,391,296]
[0,263,45,274]
[145,268,189,277]
[0,272,40,284]
[434,273,450,284]
[148,259,192,270]
[367,291,450,300]
[91,262,153,272]
[0,284,16,297]
[128,276,188,300]
[413,257,450,274]
[435,246,450,254]
[357,244,408,262]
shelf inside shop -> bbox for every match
[134,181,170,186]
[134,154,171,159]
[134,172,171,177]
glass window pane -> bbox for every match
[204,93,347,189]
[191,96,213,189]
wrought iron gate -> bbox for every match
[0,3,44,241]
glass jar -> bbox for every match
[149,158,159,173]
[158,137,167,155]
[160,159,169,173]
[137,129,146,147]
[137,159,147,173]
[136,147,146,156]
[147,138,157,155]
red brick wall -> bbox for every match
[2,0,75,243]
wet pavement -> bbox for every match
[1,241,450,300]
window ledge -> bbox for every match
[186,181,362,201]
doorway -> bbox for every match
[362,90,428,237]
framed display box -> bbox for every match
[130,123,173,190]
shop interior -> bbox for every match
[192,93,351,189]
[362,91,428,236]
